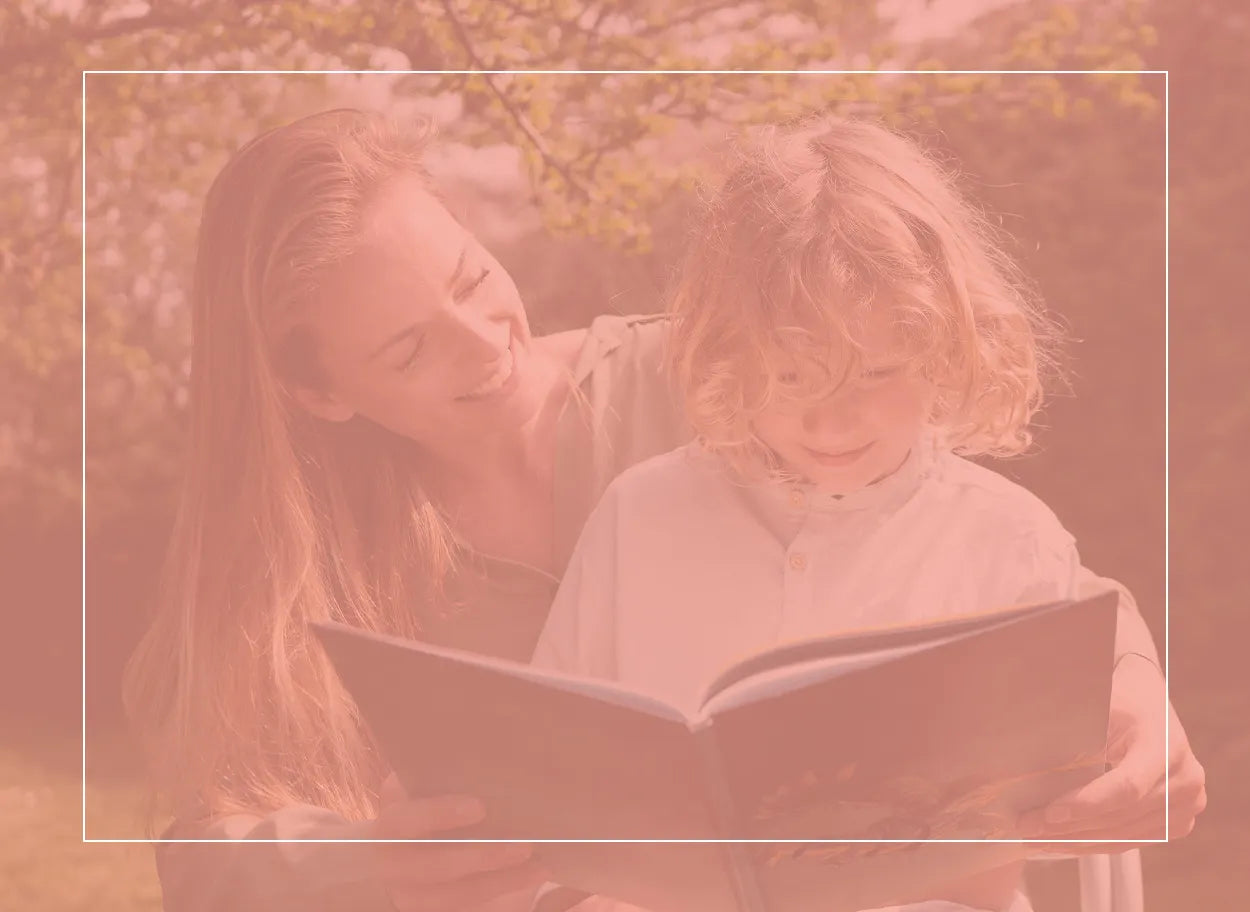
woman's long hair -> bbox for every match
[123,109,457,824]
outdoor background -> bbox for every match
[2,0,1246,909]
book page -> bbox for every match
[697,599,1068,711]
[317,621,689,722]
[699,639,937,719]
[703,590,1117,848]
[314,621,718,840]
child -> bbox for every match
[533,116,1087,912]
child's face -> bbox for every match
[751,318,934,494]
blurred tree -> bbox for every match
[3,1,1244,902]
[0,0,1164,729]
[1,0,1156,533]
[1149,0,1250,689]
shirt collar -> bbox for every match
[696,431,939,521]
[792,432,938,514]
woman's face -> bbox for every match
[294,173,545,453]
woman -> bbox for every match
[124,108,1203,912]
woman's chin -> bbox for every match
[458,365,551,436]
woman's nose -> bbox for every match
[441,308,508,361]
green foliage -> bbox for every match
[12,0,1242,735]
[2,0,1156,533]
[4,0,1189,738]
[3,2,1247,904]
[0,740,161,910]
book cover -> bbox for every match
[313,589,1118,912]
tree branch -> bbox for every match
[486,0,544,20]
[0,1,271,73]
[437,0,596,200]
[631,0,754,38]
[47,139,84,247]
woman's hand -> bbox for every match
[1020,654,1207,852]
[374,774,551,912]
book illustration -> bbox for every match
[752,748,1105,868]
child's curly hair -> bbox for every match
[667,115,1064,477]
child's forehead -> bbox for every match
[765,305,908,359]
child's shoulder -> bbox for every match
[930,451,1074,548]
[596,442,723,511]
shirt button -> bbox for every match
[789,553,808,571]
[788,490,806,509]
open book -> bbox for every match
[314,589,1118,912]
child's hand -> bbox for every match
[1019,655,1207,851]
[373,773,551,912]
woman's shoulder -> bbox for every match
[570,312,690,464]
[574,311,670,381]
[548,313,691,567]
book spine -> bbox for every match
[692,721,769,912]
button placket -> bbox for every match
[781,525,816,639]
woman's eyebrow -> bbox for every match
[364,243,469,360]
[445,243,468,292]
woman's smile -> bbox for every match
[456,337,518,402]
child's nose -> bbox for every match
[802,392,864,436]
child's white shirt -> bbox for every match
[534,438,1080,713]
[532,438,1081,912]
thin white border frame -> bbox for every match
[80,67,1170,839]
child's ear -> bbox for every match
[290,385,356,423]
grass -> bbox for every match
[1,742,161,912]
